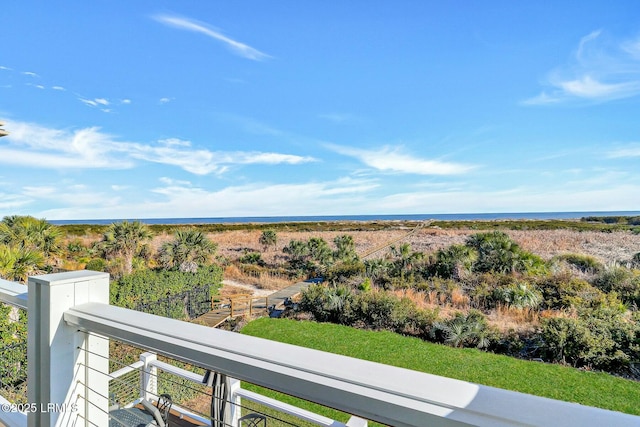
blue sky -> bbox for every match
[1,1,640,220]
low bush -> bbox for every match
[536,273,602,310]
[554,253,603,274]
[593,267,640,308]
[540,307,640,373]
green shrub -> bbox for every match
[352,291,407,331]
[110,265,223,309]
[540,309,640,373]
[325,260,365,284]
[298,284,354,324]
[593,267,640,308]
[358,278,372,292]
[537,274,602,310]
[85,258,107,272]
[555,253,603,274]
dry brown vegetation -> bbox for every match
[71,223,640,266]
[203,227,639,265]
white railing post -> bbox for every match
[140,352,158,402]
[228,378,242,427]
[27,271,110,427]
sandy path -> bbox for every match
[221,279,273,297]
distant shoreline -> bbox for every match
[49,211,640,226]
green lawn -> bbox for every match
[241,318,640,416]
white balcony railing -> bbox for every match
[0,270,639,427]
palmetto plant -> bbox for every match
[431,310,491,349]
[434,244,477,280]
[389,243,423,277]
[333,234,358,262]
[307,237,332,265]
[364,258,390,284]
[494,282,542,309]
[158,229,218,272]
[465,231,546,275]
[283,239,309,263]
[0,245,44,282]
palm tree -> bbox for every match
[158,229,217,272]
[259,230,277,251]
[99,220,153,275]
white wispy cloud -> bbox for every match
[159,97,172,104]
[327,144,474,175]
[318,113,360,124]
[52,86,66,91]
[153,14,271,61]
[607,143,640,158]
[22,71,39,77]
[0,192,31,210]
[80,97,111,108]
[79,98,98,107]
[2,121,134,169]
[0,120,316,175]
[0,66,12,71]
[524,30,640,105]
[130,138,316,175]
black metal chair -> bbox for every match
[238,413,267,427]
[155,394,172,425]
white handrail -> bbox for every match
[110,360,145,379]
[0,279,28,310]
[64,301,640,427]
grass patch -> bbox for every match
[241,318,640,416]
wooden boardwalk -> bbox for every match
[194,281,310,327]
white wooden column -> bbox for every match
[140,352,158,402]
[228,378,242,427]
[27,270,110,427]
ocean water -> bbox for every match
[49,211,640,225]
